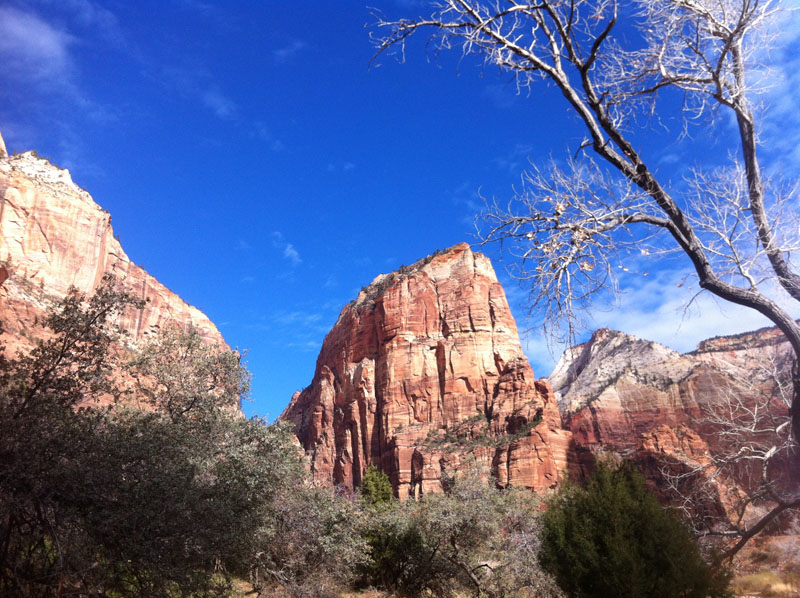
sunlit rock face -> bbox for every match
[0,148,224,357]
[281,243,570,498]
[549,326,795,515]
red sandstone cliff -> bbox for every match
[281,243,571,498]
[0,145,224,356]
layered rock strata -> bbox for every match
[0,146,223,356]
[548,327,795,515]
[281,243,570,498]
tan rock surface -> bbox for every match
[0,149,224,356]
[281,243,569,498]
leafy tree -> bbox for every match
[0,278,311,597]
[359,499,435,595]
[0,276,143,597]
[129,323,250,419]
[253,484,368,598]
[360,464,394,506]
[360,475,561,598]
[540,461,731,598]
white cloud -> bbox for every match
[287,340,322,352]
[252,122,284,151]
[201,87,237,120]
[513,267,800,378]
[0,7,74,84]
[283,243,301,265]
[34,0,124,45]
[162,66,239,122]
[482,82,518,109]
[492,143,534,174]
[274,311,322,326]
[750,3,800,173]
[271,232,302,266]
[326,161,357,173]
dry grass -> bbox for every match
[732,534,800,597]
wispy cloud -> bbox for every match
[162,66,239,122]
[174,0,215,14]
[271,232,302,266]
[326,161,357,173]
[273,40,307,63]
[273,311,322,327]
[0,4,116,165]
[252,121,284,151]
[287,340,322,352]
[201,87,237,120]
[492,143,534,174]
[759,9,800,172]
[283,244,301,265]
[34,0,125,45]
[0,7,74,86]
[482,82,518,109]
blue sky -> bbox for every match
[2,1,799,418]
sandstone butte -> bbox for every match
[281,243,572,498]
[0,131,224,360]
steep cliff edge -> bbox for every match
[0,146,223,356]
[281,243,570,498]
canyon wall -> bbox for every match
[0,147,223,356]
[281,243,571,498]
[548,326,795,516]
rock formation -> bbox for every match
[0,144,223,357]
[548,326,796,519]
[281,243,571,498]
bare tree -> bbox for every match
[371,0,800,446]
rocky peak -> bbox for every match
[281,243,570,498]
[0,128,7,158]
[0,141,224,357]
[548,328,692,415]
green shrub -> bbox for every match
[540,460,731,598]
[360,465,394,506]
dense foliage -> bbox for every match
[0,278,358,598]
[540,461,731,598]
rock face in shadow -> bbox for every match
[0,149,224,356]
[281,243,571,498]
